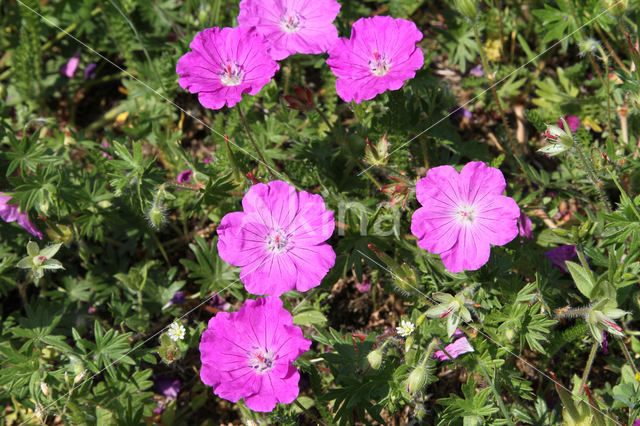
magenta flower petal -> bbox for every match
[326,16,424,103]
[558,115,580,133]
[60,52,80,78]
[217,180,335,296]
[433,337,474,361]
[410,162,519,273]
[176,170,193,183]
[176,26,279,110]
[518,211,533,239]
[238,0,341,60]
[199,296,311,412]
[0,193,42,239]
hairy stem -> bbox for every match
[578,342,599,396]
[618,337,640,376]
[479,363,514,426]
[572,143,612,213]
[238,108,274,179]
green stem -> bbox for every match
[238,108,274,179]
[479,363,514,426]
[472,22,518,155]
[293,399,326,426]
[578,342,598,396]
[572,143,612,213]
[315,106,332,130]
[618,337,639,376]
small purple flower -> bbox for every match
[155,376,181,399]
[84,63,97,79]
[452,328,465,339]
[433,337,474,361]
[209,293,231,311]
[633,419,640,426]
[469,64,484,77]
[0,193,42,239]
[176,170,193,183]
[60,52,80,78]
[171,291,186,305]
[355,279,371,293]
[558,115,580,133]
[101,141,113,159]
[545,245,577,273]
[601,331,609,355]
[204,157,212,165]
[518,212,533,240]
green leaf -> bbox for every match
[565,261,594,298]
[293,308,327,326]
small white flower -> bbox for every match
[167,322,186,342]
[396,319,415,337]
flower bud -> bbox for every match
[407,364,429,393]
[73,370,86,385]
[283,87,315,111]
[603,0,628,17]
[146,203,166,230]
[40,381,50,397]
[454,0,478,20]
[367,347,384,370]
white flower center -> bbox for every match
[266,229,291,253]
[219,61,243,86]
[369,51,391,76]
[454,204,477,225]
[280,10,303,33]
[248,348,275,373]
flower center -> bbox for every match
[219,61,244,86]
[266,229,291,253]
[248,348,275,373]
[455,205,477,225]
[369,51,391,76]
[280,9,303,33]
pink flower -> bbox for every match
[355,279,371,293]
[218,180,335,295]
[518,211,533,240]
[200,296,311,412]
[0,193,42,239]
[176,27,279,110]
[176,170,193,183]
[558,115,581,133]
[203,157,212,165]
[326,16,424,103]
[433,337,474,360]
[238,0,340,61]
[544,245,577,273]
[60,52,80,78]
[410,162,520,273]
[469,64,484,77]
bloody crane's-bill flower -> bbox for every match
[0,193,42,239]
[199,296,311,412]
[217,180,335,296]
[410,162,520,273]
[176,26,279,110]
[326,15,424,103]
[238,0,341,61]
